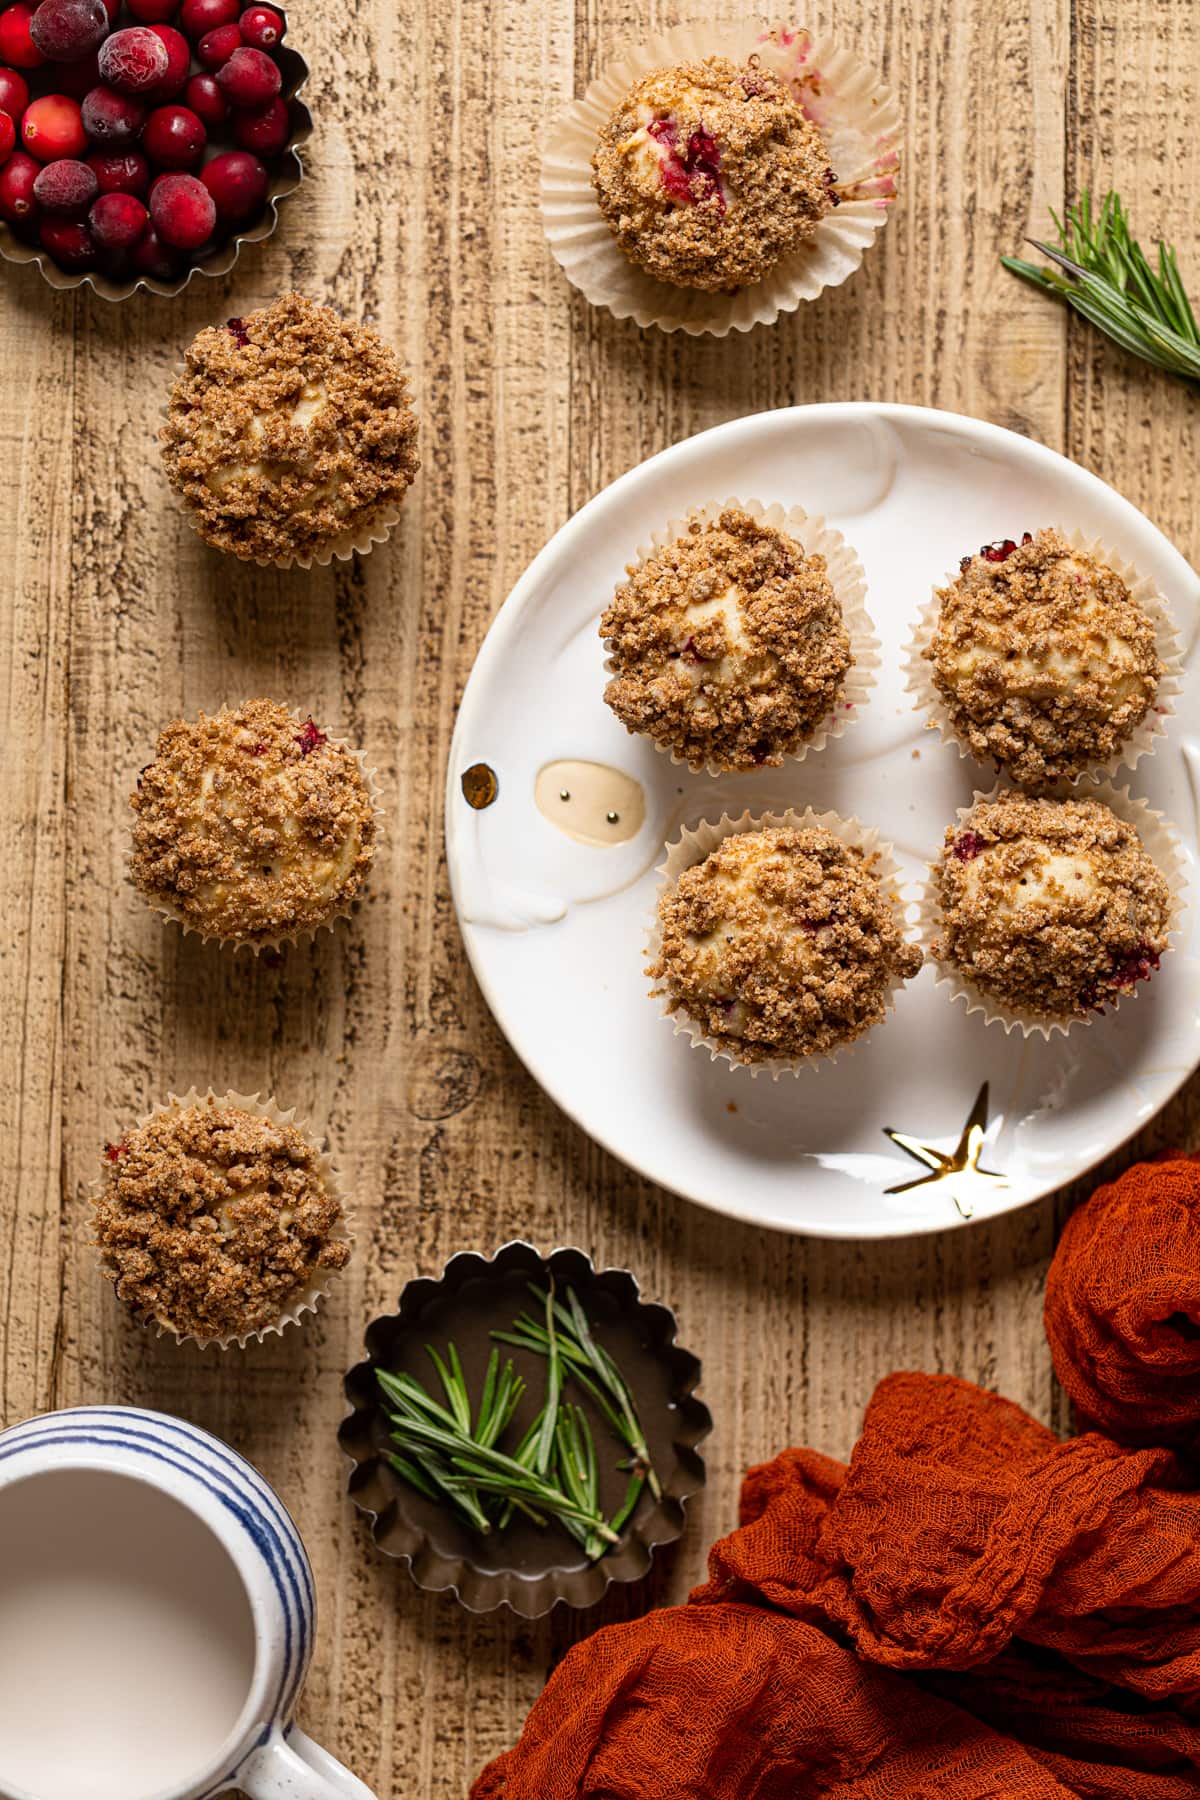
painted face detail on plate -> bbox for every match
[535,761,646,848]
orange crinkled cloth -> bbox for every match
[471,1157,1200,1799]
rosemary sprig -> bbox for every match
[1003,188,1200,385]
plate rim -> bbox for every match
[445,400,1199,1240]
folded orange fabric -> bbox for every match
[471,1159,1200,1798]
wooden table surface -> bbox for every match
[2,1,1198,1793]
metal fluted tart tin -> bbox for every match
[339,1241,711,1617]
[0,17,311,301]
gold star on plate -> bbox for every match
[882,1081,1008,1220]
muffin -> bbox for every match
[591,56,835,291]
[601,508,853,774]
[650,821,922,1065]
[92,1094,352,1346]
[923,529,1165,788]
[931,790,1173,1024]
[161,293,420,566]
[129,699,377,948]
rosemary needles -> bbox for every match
[1004,189,1200,385]
[377,1281,659,1562]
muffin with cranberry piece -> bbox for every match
[601,508,856,774]
[161,293,420,566]
[93,1092,352,1347]
[931,790,1174,1026]
[591,57,834,291]
[650,819,921,1067]
[921,529,1167,788]
[129,699,376,948]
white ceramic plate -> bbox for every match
[445,404,1200,1239]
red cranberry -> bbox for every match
[0,66,30,118]
[145,22,188,96]
[952,831,985,863]
[46,46,99,94]
[226,312,248,343]
[32,152,96,209]
[183,69,225,122]
[126,0,181,17]
[39,211,95,265]
[29,0,108,61]
[0,3,46,67]
[195,19,238,65]
[200,145,264,218]
[238,2,282,47]
[98,0,118,18]
[128,214,183,274]
[142,101,203,164]
[216,43,277,103]
[81,82,144,144]
[179,0,237,36]
[88,185,145,246]
[0,109,12,164]
[0,144,39,217]
[97,24,169,92]
[22,92,86,157]
[148,166,212,245]
[295,718,326,756]
[231,90,285,153]
[87,145,148,190]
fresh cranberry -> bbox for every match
[29,0,108,61]
[215,43,277,103]
[183,69,225,122]
[88,185,145,246]
[231,90,285,153]
[0,144,38,217]
[148,166,212,245]
[128,214,183,274]
[97,24,169,92]
[648,113,725,211]
[145,22,188,96]
[47,47,99,94]
[142,101,204,164]
[195,19,237,65]
[200,145,264,218]
[126,0,180,17]
[179,0,237,36]
[0,66,30,118]
[0,110,13,164]
[22,92,86,157]
[0,3,45,66]
[295,719,327,756]
[81,82,144,144]
[32,153,96,209]
[952,831,985,863]
[87,145,148,190]
[102,1140,128,1161]
[226,312,248,343]
[965,531,1035,572]
[1110,944,1161,991]
[238,2,282,47]
[39,211,95,265]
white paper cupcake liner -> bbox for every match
[918,781,1187,1040]
[92,1087,356,1351]
[132,702,384,955]
[903,529,1183,788]
[604,498,877,777]
[542,22,901,335]
[647,807,917,1076]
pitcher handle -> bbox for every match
[239,1725,377,1799]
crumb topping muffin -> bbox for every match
[926,529,1164,788]
[650,825,921,1063]
[601,509,852,773]
[93,1097,352,1343]
[161,293,420,565]
[129,699,376,947]
[591,57,835,291]
[933,791,1172,1022]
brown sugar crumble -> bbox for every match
[926,528,1163,788]
[601,509,852,773]
[650,826,922,1064]
[92,1098,351,1343]
[161,293,420,564]
[933,790,1172,1021]
[129,699,376,946]
[591,57,834,291]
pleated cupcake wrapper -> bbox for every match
[94,1087,356,1352]
[605,498,878,777]
[162,354,411,571]
[903,528,1184,789]
[541,22,902,336]
[648,807,915,1077]
[136,702,384,956]
[917,780,1187,1041]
